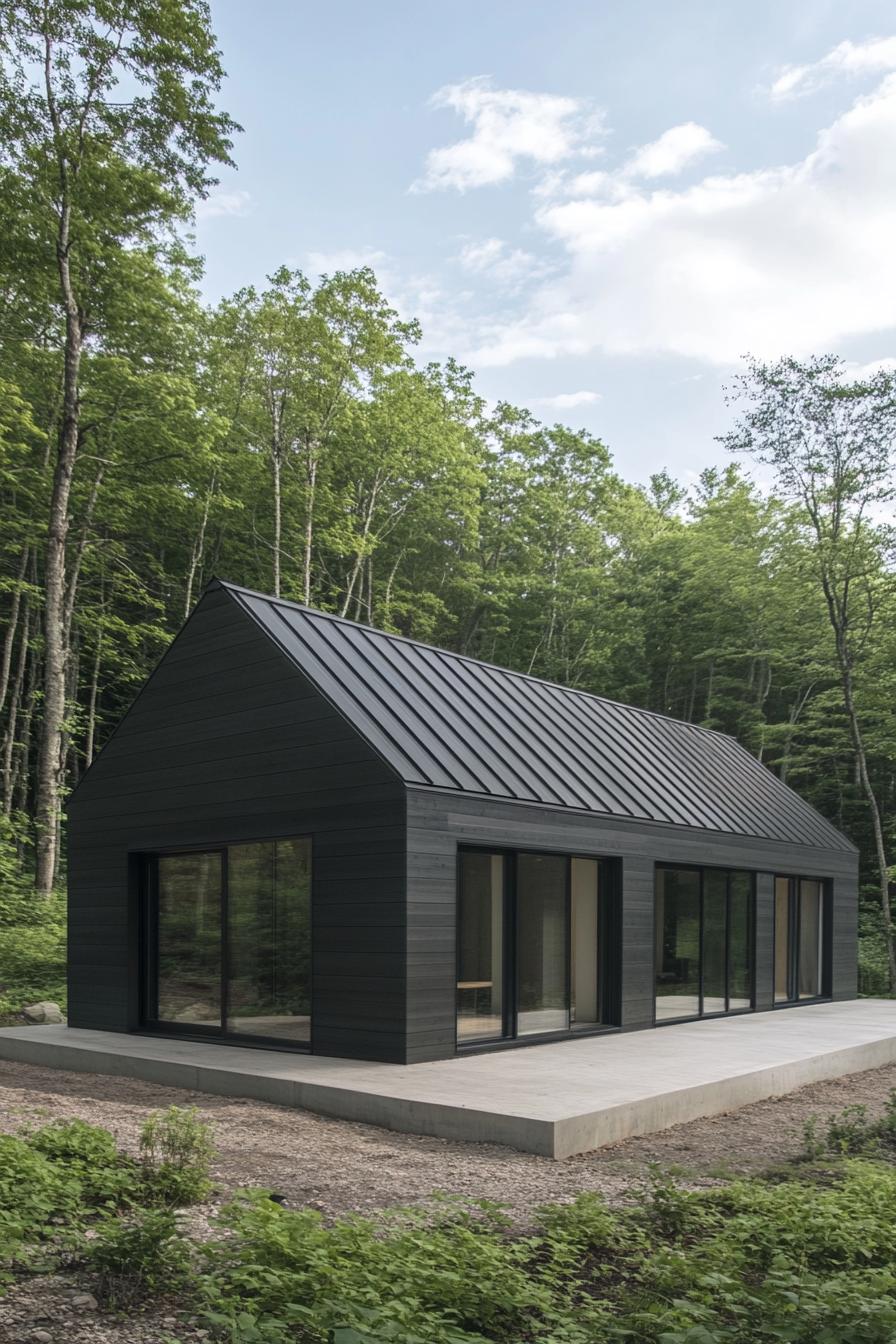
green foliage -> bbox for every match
[139,1105,215,1206]
[86,1208,191,1307]
[800,1093,896,1161]
[192,1165,896,1344]
[28,1119,139,1207]
[5,1108,896,1342]
[0,1120,140,1278]
[0,818,66,1015]
[826,1105,876,1156]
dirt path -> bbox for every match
[3,1056,896,1218]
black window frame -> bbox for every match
[773,873,833,1007]
[139,834,313,1054]
[653,862,756,1027]
[455,844,621,1054]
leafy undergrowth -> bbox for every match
[0,826,66,1019]
[4,1102,896,1343]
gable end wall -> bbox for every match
[67,585,408,1062]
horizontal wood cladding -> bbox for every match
[405,787,859,1063]
[68,587,407,1063]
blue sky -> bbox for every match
[197,1,896,484]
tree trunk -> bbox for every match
[34,272,82,893]
[836,635,896,990]
[302,451,318,606]
[271,447,282,598]
[0,547,28,717]
[2,596,31,815]
[184,474,216,616]
[84,624,103,768]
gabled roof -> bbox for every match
[217,580,855,852]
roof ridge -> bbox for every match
[211,577,737,744]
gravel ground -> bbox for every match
[2,1056,896,1343]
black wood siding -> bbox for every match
[405,788,859,1064]
[67,585,408,1062]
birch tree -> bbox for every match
[722,354,896,990]
[0,0,236,891]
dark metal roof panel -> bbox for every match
[222,582,855,852]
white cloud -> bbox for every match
[843,356,896,380]
[196,189,252,221]
[531,390,602,408]
[464,75,896,368]
[457,237,550,288]
[770,35,896,100]
[306,246,387,274]
[624,122,724,178]
[413,77,603,192]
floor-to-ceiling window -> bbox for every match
[456,852,505,1042]
[456,849,616,1046]
[517,853,569,1035]
[775,875,827,1004]
[146,836,312,1047]
[654,866,754,1023]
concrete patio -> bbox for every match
[2,999,895,1158]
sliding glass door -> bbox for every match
[517,854,569,1035]
[775,875,826,1003]
[147,836,312,1047]
[654,866,754,1023]
[156,851,223,1026]
[456,849,613,1046]
[456,852,505,1043]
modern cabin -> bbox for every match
[67,579,859,1065]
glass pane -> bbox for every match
[457,853,505,1042]
[702,870,727,1013]
[227,838,312,1041]
[798,879,823,999]
[728,872,752,1010]
[775,877,791,1002]
[157,852,222,1025]
[517,853,569,1035]
[655,868,700,1021]
[571,858,600,1029]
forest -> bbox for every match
[1,0,895,1011]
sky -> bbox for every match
[196,0,896,486]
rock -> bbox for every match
[71,1292,98,1310]
[31,1332,53,1343]
[22,1001,65,1025]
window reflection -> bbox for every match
[456,852,505,1042]
[655,868,701,1021]
[654,866,754,1021]
[157,852,223,1025]
[227,838,311,1041]
[517,854,569,1035]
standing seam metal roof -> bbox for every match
[218,580,855,852]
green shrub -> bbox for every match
[28,1119,139,1208]
[801,1115,826,1161]
[199,1191,562,1344]
[0,1135,83,1274]
[139,1106,214,1206]
[827,1104,877,1155]
[86,1208,191,1306]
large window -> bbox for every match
[456,849,615,1046]
[775,876,826,1004]
[456,852,505,1043]
[147,837,312,1047]
[655,866,754,1023]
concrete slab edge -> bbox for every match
[553,1036,896,1158]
